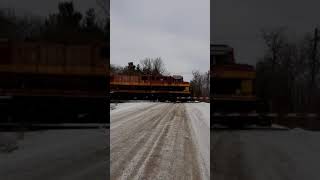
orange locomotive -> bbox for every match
[211,44,270,126]
[0,39,108,123]
[110,74,191,101]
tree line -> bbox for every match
[190,71,210,97]
[0,1,109,43]
[110,57,168,76]
[256,27,320,113]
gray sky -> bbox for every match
[212,0,320,65]
[111,0,210,81]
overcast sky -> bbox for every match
[212,0,320,65]
[111,0,209,81]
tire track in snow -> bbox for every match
[111,103,202,180]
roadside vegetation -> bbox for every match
[257,27,320,113]
[0,1,109,42]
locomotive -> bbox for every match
[110,73,191,101]
[0,38,108,123]
[211,44,270,126]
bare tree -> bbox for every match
[110,64,124,74]
[191,71,201,97]
[261,27,287,72]
[152,57,166,75]
[260,28,288,111]
[257,27,320,113]
[111,58,168,76]
[140,58,152,75]
[0,8,43,40]
[190,70,209,97]
[309,29,320,91]
[96,0,109,18]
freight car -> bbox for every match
[0,39,108,124]
[211,44,270,126]
[110,74,191,101]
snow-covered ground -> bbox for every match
[110,102,156,115]
[0,129,109,180]
[212,128,320,180]
[185,103,210,179]
[111,102,210,180]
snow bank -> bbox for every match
[185,103,210,179]
[110,103,117,110]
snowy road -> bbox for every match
[0,129,108,180]
[111,102,210,180]
[212,129,320,180]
